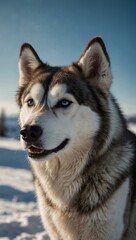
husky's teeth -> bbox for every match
[28,147,44,154]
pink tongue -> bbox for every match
[28,147,45,154]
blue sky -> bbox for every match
[0,0,135,116]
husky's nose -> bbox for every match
[20,125,42,142]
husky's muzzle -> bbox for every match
[20,124,69,159]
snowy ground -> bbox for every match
[0,124,136,240]
[0,138,49,240]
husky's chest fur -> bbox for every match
[31,159,130,240]
[17,36,136,240]
[30,131,135,240]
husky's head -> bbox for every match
[16,37,112,161]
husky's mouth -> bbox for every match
[27,139,69,159]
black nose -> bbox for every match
[20,125,42,142]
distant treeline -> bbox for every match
[0,109,19,138]
[0,109,6,136]
[126,115,136,124]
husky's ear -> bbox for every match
[18,43,43,86]
[78,37,112,92]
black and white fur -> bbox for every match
[16,37,136,240]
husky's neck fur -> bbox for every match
[30,141,91,209]
[97,96,124,157]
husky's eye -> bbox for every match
[56,99,72,109]
[27,98,34,107]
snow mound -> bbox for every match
[0,138,49,239]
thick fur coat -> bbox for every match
[16,37,136,240]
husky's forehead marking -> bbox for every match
[30,83,45,105]
[48,69,85,104]
[47,83,75,108]
[47,83,66,108]
[49,83,66,99]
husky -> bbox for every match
[16,36,136,240]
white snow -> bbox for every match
[0,138,49,240]
[0,124,135,239]
[128,123,136,134]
